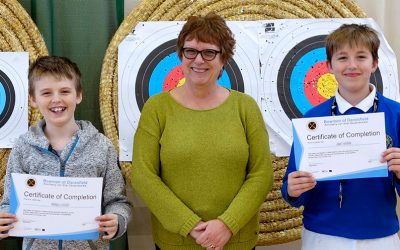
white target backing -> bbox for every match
[228,21,261,103]
[0,52,28,148]
[118,22,182,160]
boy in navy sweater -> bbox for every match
[282,24,400,249]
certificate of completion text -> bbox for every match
[292,113,387,180]
[8,173,103,240]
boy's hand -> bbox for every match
[96,214,118,240]
[0,212,17,239]
[382,147,400,179]
[287,171,316,198]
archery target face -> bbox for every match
[0,52,28,147]
[134,39,244,111]
[260,18,398,155]
[0,69,15,128]
[119,21,260,161]
[277,34,383,119]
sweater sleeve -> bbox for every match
[130,100,201,237]
[394,176,400,194]
[281,146,310,207]
[218,97,273,235]
[102,140,132,239]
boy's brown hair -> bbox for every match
[325,24,380,63]
[28,56,82,96]
[176,12,235,65]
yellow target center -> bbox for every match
[317,73,338,99]
[177,78,186,87]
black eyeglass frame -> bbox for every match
[181,47,222,61]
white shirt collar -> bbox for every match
[335,84,376,113]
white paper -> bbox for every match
[292,113,387,180]
[9,173,103,240]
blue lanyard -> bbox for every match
[330,93,378,208]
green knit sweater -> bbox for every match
[131,90,273,250]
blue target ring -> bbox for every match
[136,39,244,111]
[0,69,16,128]
[277,35,383,119]
[0,84,5,113]
[290,47,327,115]
[149,52,232,96]
[149,52,181,96]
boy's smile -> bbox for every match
[29,75,82,128]
[328,43,378,104]
[50,107,66,113]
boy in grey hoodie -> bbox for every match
[0,56,131,250]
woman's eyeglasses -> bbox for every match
[182,48,221,61]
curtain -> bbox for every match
[19,0,125,132]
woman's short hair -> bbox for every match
[176,12,235,65]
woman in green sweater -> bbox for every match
[131,12,273,250]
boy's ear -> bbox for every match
[326,60,333,72]
[76,92,83,104]
[372,59,379,72]
[29,95,38,108]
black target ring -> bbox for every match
[0,69,15,128]
[135,39,244,111]
[277,35,383,119]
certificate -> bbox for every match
[8,173,103,240]
[292,113,387,180]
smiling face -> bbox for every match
[328,43,378,100]
[181,39,224,87]
[30,75,82,129]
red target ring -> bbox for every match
[304,61,336,106]
[163,65,184,92]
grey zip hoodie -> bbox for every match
[0,120,132,250]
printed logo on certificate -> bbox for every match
[8,173,103,240]
[292,113,388,180]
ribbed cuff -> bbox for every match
[111,214,126,240]
[218,213,240,235]
[282,183,304,208]
[179,215,202,237]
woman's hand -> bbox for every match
[194,219,232,250]
[190,221,206,240]
[0,212,17,239]
[287,171,316,198]
[382,147,400,179]
[96,214,118,240]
